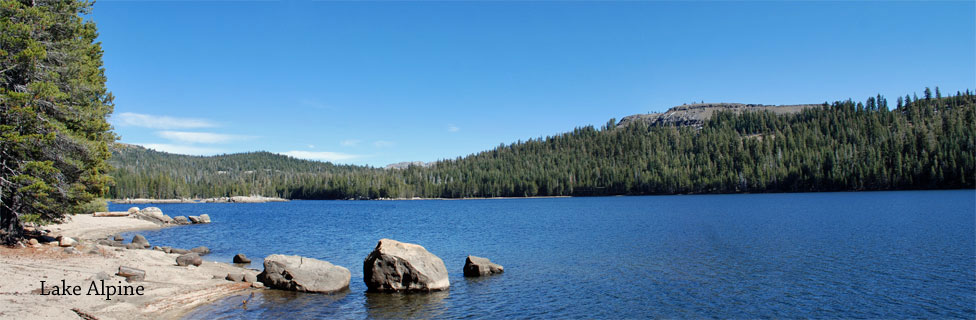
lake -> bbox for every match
[111,190,976,319]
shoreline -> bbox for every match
[111,188,976,204]
[0,214,259,319]
[110,195,288,204]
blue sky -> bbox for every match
[92,1,975,167]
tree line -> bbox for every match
[108,89,975,200]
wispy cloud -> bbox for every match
[113,112,216,129]
[157,131,246,144]
[281,151,362,162]
[447,124,460,133]
[340,139,361,147]
[137,143,224,156]
[373,140,394,148]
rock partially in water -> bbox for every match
[363,239,450,292]
[188,216,201,224]
[257,254,350,294]
[463,255,504,277]
[131,234,150,248]
[134,207,173,224]
[176,253,202,267]
[173,216,190,225]
[198,214,211,224]
[191,246,210,255]
[233,253,251,264]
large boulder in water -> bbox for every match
[198,214,211,224]
[463,255,504,277]
[172,216,190,225]
[363,239,450,292]
[257,254,350,294]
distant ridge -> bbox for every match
[617,103,822,128]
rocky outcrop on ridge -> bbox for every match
[617,103,821,129]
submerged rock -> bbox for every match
[257,254,350,294]
[363,239,450,292]
[463,256,504,277]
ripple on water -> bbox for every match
[116,191,976,319]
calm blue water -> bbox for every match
[111,190,976,319]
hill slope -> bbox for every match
[107,90,975,199]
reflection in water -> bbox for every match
[364,291,450,319]
[185,289,351,320]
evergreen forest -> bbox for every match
[108,90,976,200]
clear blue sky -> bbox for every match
[92,1,975,167]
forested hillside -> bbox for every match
[108,89,975,200]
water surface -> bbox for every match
[112,190,976,318]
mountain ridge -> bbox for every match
[617,103,822,128]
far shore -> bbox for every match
[111,195,288,204]
[0,214,259,319]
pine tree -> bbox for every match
[0,0,115,243]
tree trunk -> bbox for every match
[0,204,23,245]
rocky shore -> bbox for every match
[0,210,507,319]
[0,214,258,319]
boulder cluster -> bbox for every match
[71,208,504,294]
[255,238,504,295]
[121,207,211,226]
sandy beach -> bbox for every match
[0,214,258,319]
